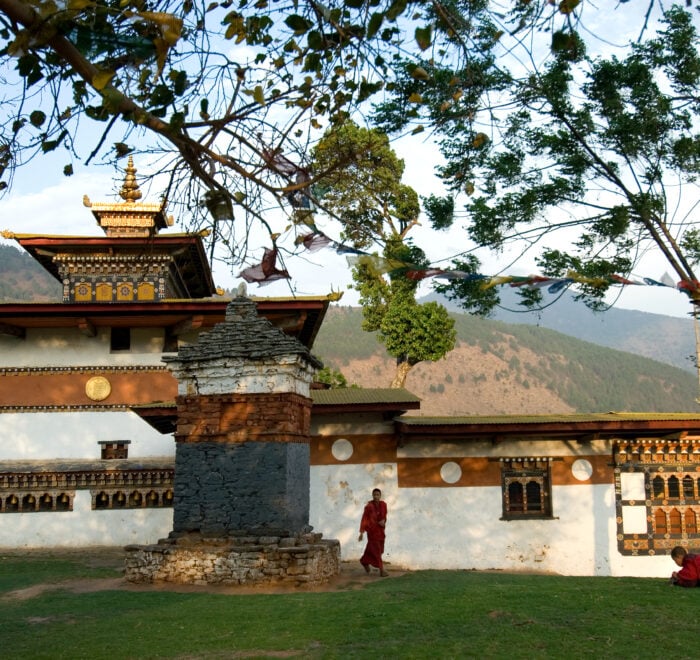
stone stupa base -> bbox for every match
[124,530,341,588]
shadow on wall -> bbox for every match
[0,491,173,547]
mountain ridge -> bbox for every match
[313,305,700,416]
[1,242,698,415]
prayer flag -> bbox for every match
[238,247,290,285]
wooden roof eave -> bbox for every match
[311,401,421,416]
[13,233,217,298]
[0,297,331,348]
[395,416,700,440]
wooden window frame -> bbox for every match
[500,458,553,520]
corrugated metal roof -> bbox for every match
[398,412,700,426]
[311,388,421,406]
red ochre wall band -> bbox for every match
[310,434,397,465]
[175,392,312,444]
[0,367,177,409]
[310,435,614,487]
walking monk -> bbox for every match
[358,488,388,577]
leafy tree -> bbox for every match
[373,4,700,316]
[0,0,610,273]
[311,120,455,387]
[315,365,352,388]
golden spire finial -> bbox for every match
[119,156,142,203]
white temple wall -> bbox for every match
[308,465,674,578]
[0,411,174,459]
[1,327,166,367]
[0,490,172,548]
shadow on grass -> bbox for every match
[0,548,695,660]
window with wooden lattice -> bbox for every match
[615,438,700,555]
[500,458,553,520]
[650,471,700,538]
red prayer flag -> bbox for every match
[238,248,290,285]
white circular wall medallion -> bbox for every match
[440,461,462,484]
[572,459,593,481]
[85,376,112,402]
[331,438,354,461]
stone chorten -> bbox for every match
[124,297,340,587]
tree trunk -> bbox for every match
[391,360,412,388]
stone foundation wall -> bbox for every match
[124,532,340,587]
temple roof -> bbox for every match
[311,387,421,414]
[132,387,421,434]
[83,156,172,235]
[0,296,332,348]
[7,232,216,299]
[396,412,700,439]
[2,157,218,298]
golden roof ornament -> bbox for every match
[85,157,170,237]
[119,156,142,203]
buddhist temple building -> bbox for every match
[2,159,700,582]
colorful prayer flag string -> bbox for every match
[239,229,690,295]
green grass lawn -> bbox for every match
[0,549,696,659]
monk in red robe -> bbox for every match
[670,546,700,587]
[358,488,388,577]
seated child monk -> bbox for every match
[670,546,700,587]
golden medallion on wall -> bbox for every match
[85,376,112,401]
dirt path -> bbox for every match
[0,548,406,600]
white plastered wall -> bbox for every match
[308,428,676,578]
[0,411,174,460]
[1,327,166,367]
[0,491,173,548]
[309,466,674,577]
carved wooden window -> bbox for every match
[650,470,700,540]
[500,458,553,520]
[616,439,700,555]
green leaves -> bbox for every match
[415,26,432,51]
[379,298,456,366]
[284,14,313,35]
[311,120,455,383]
[29,111,46,127]
[422,194,454,230]
[385,0,408,22]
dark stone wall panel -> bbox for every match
[173,441,310,536]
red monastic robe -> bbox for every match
[360,499,387,570]
[674,553,700,587]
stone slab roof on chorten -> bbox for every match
[163,296,323,368]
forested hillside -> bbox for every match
[2,242,697,415]
[0,244,61,302]
[314,306,700,415]
[424,289,696,374]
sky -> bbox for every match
[0,138,694,320]
[0,2,697,321]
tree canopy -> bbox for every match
[311,121,455,387]
[2,0,697,323]
[373,3,700,314]
[0,0,603,273]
